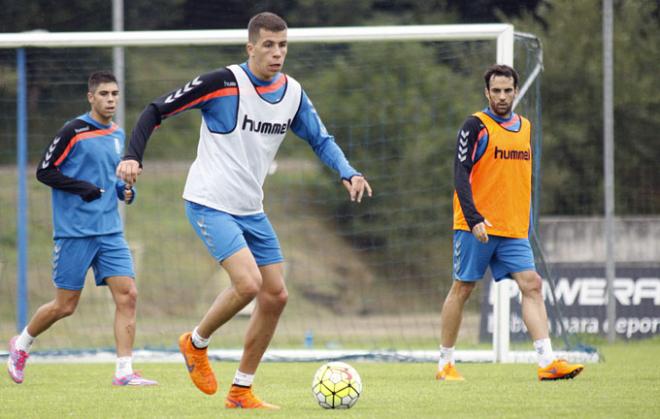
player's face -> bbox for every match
[247,29,288,81]
[485,75,517,118]
[88,82,119,124]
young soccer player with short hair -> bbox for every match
[116,12,371,408]
[7,71,157,387]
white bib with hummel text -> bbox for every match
[182,64,302,214]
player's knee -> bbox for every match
[260,287,288,314]
[273,287,289,308]
[60,306,76,318]
[451,281,475,302]
[459,286,475,301]
[519,272,543,296]
[118,286,138,311]
[238,285,260,301]
[233,273,262,300]
[55,300,78,318]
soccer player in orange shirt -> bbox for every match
[436,64,584,382]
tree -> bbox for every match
[513,0,660,215]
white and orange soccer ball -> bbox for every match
[311,361,362,409]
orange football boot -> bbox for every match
[178,332,217,394]
[436,363,465,381]
[538,358,584,381]
[225,385,280,409]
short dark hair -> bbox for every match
[248,12,287,43]
[483,64,519,89]
[88,71,117,93]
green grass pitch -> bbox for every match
[2,341,659,418]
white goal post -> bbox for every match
[1,24,594,364]
[0,24,514,48]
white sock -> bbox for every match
[192,327,210,349]
[16,327,35,353]
[233,370,255,387]
[116,356,133,378]
[438,346,455,370]
[533,338,555,368]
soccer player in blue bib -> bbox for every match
[7,71,157,387]
[117,12,371,408]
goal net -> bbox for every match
[0,25,594,362]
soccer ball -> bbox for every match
[311,361,362,409]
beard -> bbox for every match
[490,102,512,117]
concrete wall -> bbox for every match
[539,216,660,263]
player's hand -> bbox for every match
[124,185,133,203]
[116,159,142,186]
[472,219,492,243]
[342,175,372,203]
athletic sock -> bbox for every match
[438,346,455,370]
[16,327,35,353]
[533,338,555,368]
[116,356,133,378]
[232,370,255,387]
[191,326,210,349]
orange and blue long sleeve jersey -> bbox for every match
[453,107,528,231]
[36,113,132,239]
[125,62,359,180]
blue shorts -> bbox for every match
[185,201,283,266]
[52,233,135,290]
[452,230,536,281]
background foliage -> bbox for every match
[1,0,657,215]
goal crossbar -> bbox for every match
[0,24,513,48]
